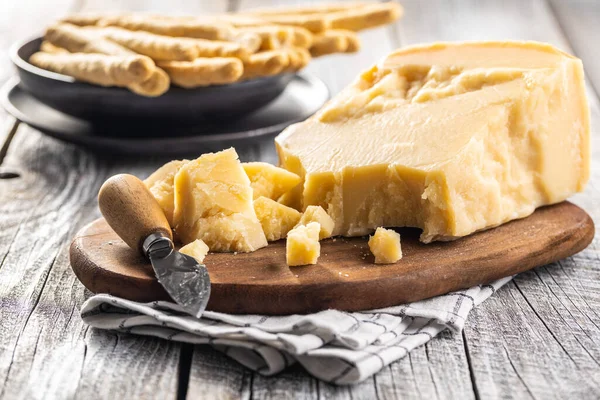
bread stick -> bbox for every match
[60,13,109,26]
[98,27,199,61]
[158,58,243,88]
[182,38,251,60]
[29,52,155,86]
[40,41,69,54]
[46,23,135,56]
[244,3,368,16]
[328,3,402,31]
[310,30,349,57]
[128,67,170,96]
[241,50,289,80]
[227,30,262,54]
[289,26,313,48]
[236,26,289,51]
[252,14,330,33]
[98,15,234,40]
[330,29,360,53]
[282,47,311,73]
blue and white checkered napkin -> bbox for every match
[80,276,511,385]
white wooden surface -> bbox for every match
[0,1,598,399]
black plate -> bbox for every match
[1,75,329,155]
[12,37,295,121]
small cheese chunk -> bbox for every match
[254,196,302,241]
[243,162,302,200]
[179,239,209,263]
[144,159,188,226]
[368,227,402,264]
[173,148,268,252]
[286,222,321,266]
[297,205,335,239]
[276,41,590,242]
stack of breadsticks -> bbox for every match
[29,2,402,97]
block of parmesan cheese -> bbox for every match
[173,148,268,252]
[276,41,590,242]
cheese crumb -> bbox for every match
[286,222,321,266]
[368,227,402,264]
[179,239,209,263]
[254,196,301,241]
[297,206,335,239]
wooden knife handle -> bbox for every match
[98,173,173,255]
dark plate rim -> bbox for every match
[10,36,298,92]
[0,74,330,147]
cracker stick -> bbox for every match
[289,26,313,48]
[158,58,243,88]
[235,26,290,51]
[29,52,155,86]
[190,38,251,59]
[45,23,135,56]
[251,14,329,33]
[241,50,289,80]
[330,29,360,52]
[227,30,262,54]
[282,47,311,73]
[244,3,368,16]
[98,15,234,40]
[97,27,199,61]
[40,41,69,54]
[60,13,110,26]
[128,67,170,96]
[310,30,349,57]
[328,3,403,31]
[220,15,313,49]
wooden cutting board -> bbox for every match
[69,201,594,315]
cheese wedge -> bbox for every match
[173,148,268,252]
[368,227,402,264]
[286,222,321,266]
[276,41,590,242]
[144,159,188,227]
[180,239,210,263]
[297,205,334,239]
[243,162,302,200]
[253,196,302,241]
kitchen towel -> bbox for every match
[80,276,511,385]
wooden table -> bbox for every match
[0,1,598,398]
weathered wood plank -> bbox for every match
[0,1,233,399]
[397,0,600,398]
[0,125,183,399]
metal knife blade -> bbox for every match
[144,233,211,318]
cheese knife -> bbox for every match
[98,174,210,318]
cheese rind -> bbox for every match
[275,41,590,242]
[180,239,210,263]
[368,227,402,264]
[173,148,268,252]
[286,222,321,266]
[144,159,188,227]
[243,162,302,200]
[254,196,302,241]
[297,205,335,239]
